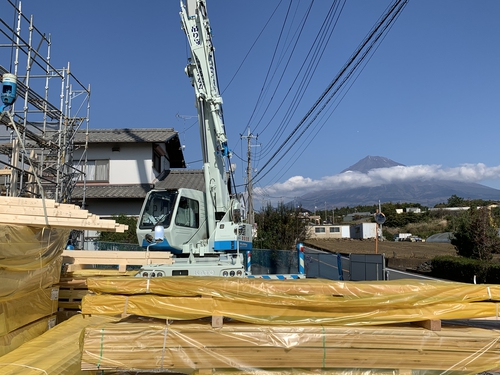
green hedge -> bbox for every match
[431,256,500,284]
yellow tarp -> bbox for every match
[0,257,62,298]
[82,276,500,325]
[87,275,500,301]
[0,315,55,357]
[0,286,59,336]
[0,224,66,354]
[82,293,500,325]
[0,313,116,375]
[80,316,500,374]
[0,225,69,270]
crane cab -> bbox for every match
[136,188,207,255]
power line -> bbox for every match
[252,0,409,186]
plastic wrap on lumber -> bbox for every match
[0,225,69,269]
[81,293,500,325]
[0,286,59,336]
[0,315,55,356]
[0,257,62,298]
[0,313,116,375]
[80,316,500,374]
[87,276,500,304]
[63,269,138,278]
[0,316,53,355]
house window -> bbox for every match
[152,144,165,173]
[86,160,109,182]
[315,227,326,233]
[330,227,340,233]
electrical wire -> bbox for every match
[252,0,409,187]
[269,1,407,186]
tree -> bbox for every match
[450,206,500,261]
[254,202,308,250]
[98,214,138,244]
[447,194,466,207]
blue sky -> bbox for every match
[2,0,500,206]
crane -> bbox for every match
[135,0,252,278]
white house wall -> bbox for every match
[74,143,169,184]
[307,225,351,239]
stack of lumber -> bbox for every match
[55,277,89,322]
[78,276,500,373]
[0,196,128,232]
[80,316,500,374]
[81,276,500,325]
[0,316,55,357]
[57,249,172,321]
[0,196,127,356]
[0,224,68,355]
[0,313,117,375]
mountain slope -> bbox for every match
[341,155,405,173]
[298,156,500,209]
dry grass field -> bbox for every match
[304,239,457,271]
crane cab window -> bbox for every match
[139,191,177,229]
[175,197,199,228]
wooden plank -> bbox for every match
[0,213,128,232]
[0,205,91,219]
[0,196,127,232]
[81,337,500,372]
[62,250,172,273]
[413,319,441,331]
[202,296,224,328]
[212,316,223,328]
[57,278,88,288]
[58,300,82,310]
[0,196,58,208]
[62,250,172,261]
[58,288,88,301]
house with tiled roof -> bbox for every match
[71,128,203,217]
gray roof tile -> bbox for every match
[71,170,205,200]
[72,184,153,199]
[155,170,205,192]
[73,128,179,144]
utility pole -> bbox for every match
[241,128,258,225]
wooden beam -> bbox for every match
[0,205,91,219]
[0,196,128,232]
[413,320,441,331]
[62,250,172,273]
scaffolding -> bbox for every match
[0,0,89,204]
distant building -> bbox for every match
[307,225,350,239]
[350,223,377,240]
[307,222,378,240]
[395,207,422,214]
